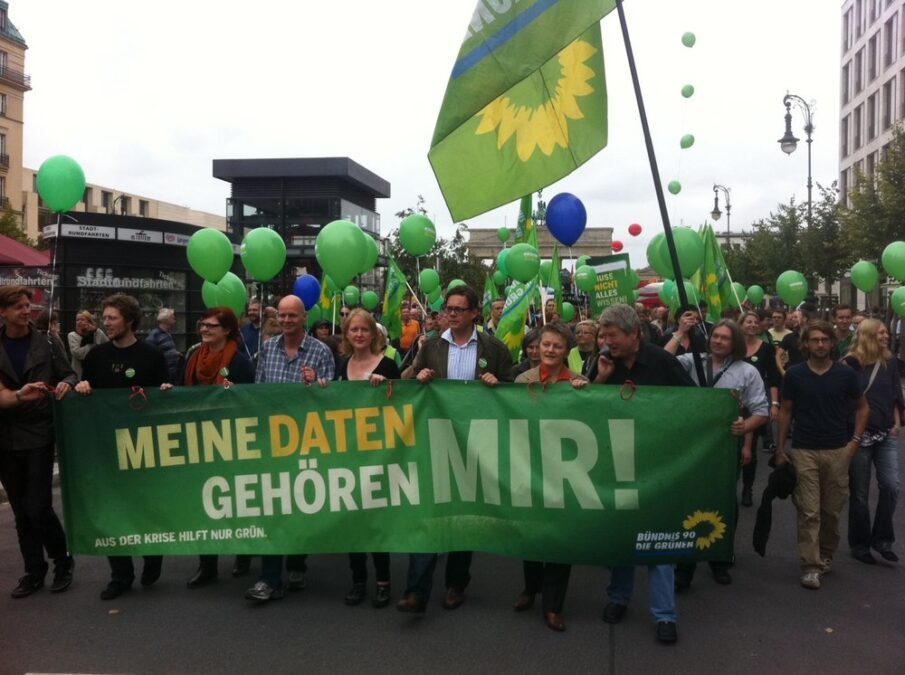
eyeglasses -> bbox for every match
[444,306,472,315]
[198,322,221,330]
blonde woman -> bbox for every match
[67,310,108,378]
[842,319,902,564]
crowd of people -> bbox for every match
[0,282,900,644]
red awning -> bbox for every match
[0,234,50,265]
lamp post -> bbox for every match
[778,93,815,227]
[710,184,731,241]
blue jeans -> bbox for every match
[606,565,676,622]
[848,435,900,553]
[259,554,308,590]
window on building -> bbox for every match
[867,151,877,180]
[0,93,7,117]
[868,92,878,139]
[883,77,895,128]
[843,62,851,104]
[844,9,853,52]
[31,172,36,193]
[870,0,880,24]
[855,48,864,92]
[884,16,897,66]
[119,196,131,215]
[83,187,92,206]
[854,104,863,149]
[0,133,7,160]
[0,9,6,31]
[840,168,849,207]
[101,190,112,211]
[0,176,7,207]
[869,33,879,80]
[856,0,864,37]
[841,115,850,157]
[0,51,7,75]
[139,199,148,217]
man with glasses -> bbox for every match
[244,294,335,603]
[776,321,869,590]
[396,285,513,613]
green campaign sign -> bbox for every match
[587,253,635,316]
[55,381,738,565]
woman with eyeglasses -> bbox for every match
[336,308,400,607]
[182,307,256,588]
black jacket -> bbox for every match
[0,324,78,451]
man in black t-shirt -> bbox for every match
[76,294,171,601]
[776,320,868,591]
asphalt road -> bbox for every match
[1,449,903,675]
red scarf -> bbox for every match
[184,340,238,386]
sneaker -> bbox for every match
[373,584,391,609]
[11,574,44,599]
[656,621,678,643]
[800,572,821,590]
[287,570,307,591]
[50,558,75,593]
[100,580,132,601]
[245,581,284,602]
[603,602,628,624]
[344,582,366,606]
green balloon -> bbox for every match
[507,243,540,283]
[493,269,508,286]
[746,284,765,305]
[892,287,905,317]
[307,305,322,326]
[419,268,440,294]
[681,84,695,98]
[324,275,339,293]
[882,241,905,281]
[36,155,86,213]
[576,255,590,268]
[851,260,879,292]
[628,269,641,289]
[668,180,682,195]
[575,265,597,292]
[343,285,360,307]
[730,282,746,308]
[428,287,442,302]
[682,31,696,47]
[447,278,466,290]
[671,228,705,276]
[647,233,674,279]
[360,235,379,275]
[216,272,247,319]
[187,228,234,283]
[399,214,437,256]
[430,296,444,311]
[240,227,286,282]
[776,270,808,306]
[201,280,220,308]
[316,220,367,288]
[497,227,511,242]
[670,279,699,307]
[361,290,379,311]
[560,302,576,322]
[539,260,553,285]
[497,248,511,277]
[680,134,695,149]
[659,279,675,304]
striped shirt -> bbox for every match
[255,332,335,384]
[442,327,478,381]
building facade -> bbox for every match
[839,0,905,205]
[0,1,28,226]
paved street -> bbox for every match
[1,452,903,675]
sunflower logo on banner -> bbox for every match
[682,510,728,551]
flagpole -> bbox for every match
[616,0,706,384]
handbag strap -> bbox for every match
[864,360,881,394]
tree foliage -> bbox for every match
[0,206,33,246]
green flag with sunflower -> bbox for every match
[318,276,341,325]
[514,194,538,249]
[482,272,500,322]
[429,0,614,222]
[381,256,408,340]
[695,225,734,324]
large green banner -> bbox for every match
[55,381,738,565]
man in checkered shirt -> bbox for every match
[244,294,334,603]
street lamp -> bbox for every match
[710,184,731,240]
[778,93,815,226]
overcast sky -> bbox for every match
[13,0,839,268]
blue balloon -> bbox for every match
[292,274,321,310]
[545,193,587,247]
